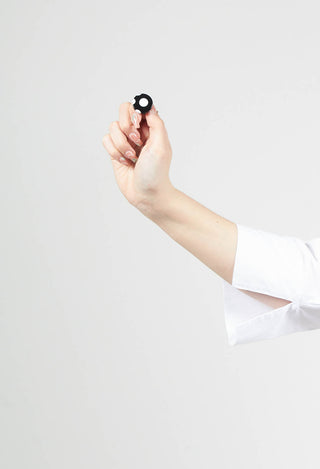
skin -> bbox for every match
[102,102,291,311]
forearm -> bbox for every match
[137,186,238,284]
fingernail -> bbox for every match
[131,112,140,129]
[119,156,129,165]
[129,132,142,146]
[125,150,134,158]
[131,113,137,127]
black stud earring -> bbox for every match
[132,93,153,114]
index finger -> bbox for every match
[119,102,142,134]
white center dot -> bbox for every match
[139,98,148,107]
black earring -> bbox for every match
[132,93,153,114]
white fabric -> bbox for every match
[221,223,320,346]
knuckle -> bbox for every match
[102,133,109,145]
[102,135,112,151]
[119,121,131,135]
[109,120,118,131]
[121,101,130,110]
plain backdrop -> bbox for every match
[1,1,320,468]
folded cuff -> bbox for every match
[222,223,320,346]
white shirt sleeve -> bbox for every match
[221,223,320,346]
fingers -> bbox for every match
[108,121,139,163]
[102,133,134,166]
[138,118,150,143]
[102,101,164,167]
[119,102,143,146]
[130,108,142,130]
[144,105,167,143]
[131,111,142,129]
[127,101,142,129]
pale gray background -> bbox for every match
[1,1,320,468]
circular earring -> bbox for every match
[132,93,153,114]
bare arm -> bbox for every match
[138,186,291,309]
[103,101,291,310]
[138,186,237,284]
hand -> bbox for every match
[102,101,175,210]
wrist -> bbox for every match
[136,183,179,222]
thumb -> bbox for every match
[144,105,167,142]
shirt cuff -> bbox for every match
[221,223,320,346]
